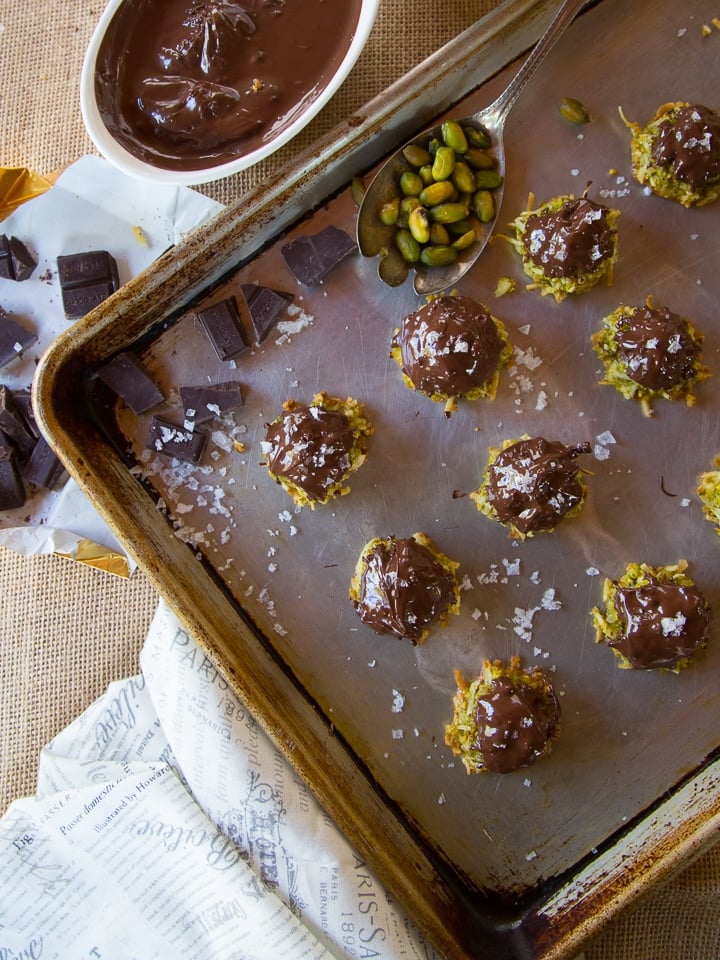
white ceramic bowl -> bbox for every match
[80,0,379,186]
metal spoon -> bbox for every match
[356,0,588,295]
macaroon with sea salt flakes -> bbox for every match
[445,656,561,774]
[470,435,592,539]
[590,560,712,672]
[508,189,619,302]
[592,296,710,416]
[621,101,720,208]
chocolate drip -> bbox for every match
[353,537,456,642]
[95,0,362,171]
[523,197,614,279]
[394,296,504,396]
[473,677,560,774]
[486,437,590,534]
[264,403,354,502]
[612,578,711,669]
[652,104,720,189]
[615,304,700,390]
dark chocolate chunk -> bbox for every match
[196,297,249,360]
[11,390,40,439]
[25,434,65,490]
[240,283,293,343]
[57,249,120,319]
[0,442,25,510]
[96,351,164,414]
[148,415,207,463]
[0,385,37,459]
[179,381,244,424]
[0,235,37,281]
[280,225,356,286]
[0,306,38,367]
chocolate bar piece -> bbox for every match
[96,351,164,414]
[0,384,37,459]
[0,306,37,367]
[148,416,207,463]
[196,297,249,361]
[25,434,65,489]
[0,442,25,510]
[11,390,40,439]
[57,249,120,319]
[179,381,244,424]
[0,235,37,281]
[280,225,356,286]
[240,283,293,343]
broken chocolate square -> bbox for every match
[280,225,356,286]
[25,434,65,490]
[0,442,25,510]
[0,235,37,281]
[57,249,120,319]
[0,384,37,459]
[0,306,37,367]
[179,381,244,424]
[240,283,293,343]
[196,297,249,361]
[148,415,207,463]
[11,390,40,439]
[96,352,164,414]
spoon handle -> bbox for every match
[483,0,588,124]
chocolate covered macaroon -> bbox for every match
[622,102,720,208]
[591,561,711,672]
[593,297,710,416]
[390,295,512,416]
[509,192,619,302]
[445,657,561,774]
[697,455,720,537]
[470,435,591,539]
[349,531,460,644]
[261,391,373,508]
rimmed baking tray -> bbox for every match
[34,0,720,956]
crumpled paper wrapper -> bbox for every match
[0,154,222,576]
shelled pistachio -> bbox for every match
[379,121,503,268]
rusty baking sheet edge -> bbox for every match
[33,0,720,957]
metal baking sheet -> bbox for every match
[35,0,720,956]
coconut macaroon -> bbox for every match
[621,101,720,208]
[697,456,720,537]
[470,435,592,539]
[592,296,710,416]
[445,657,561,774]
[349,532,460,644]
[591,560,712,672]
[508,191,620,302]
[261,392,373,508]
[390,294,513,417]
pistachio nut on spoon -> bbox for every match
[356,0,588,295]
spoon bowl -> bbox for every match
[356,0,588,295]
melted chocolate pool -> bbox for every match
[94,0,362,171]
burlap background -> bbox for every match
[1,1,718,956]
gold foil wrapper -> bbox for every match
[0,166,54,220]
[56,538,132,578]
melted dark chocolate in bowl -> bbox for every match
[94,0,362,171]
